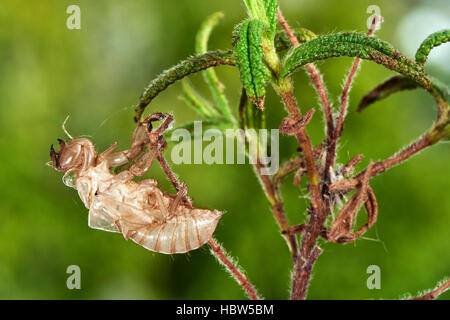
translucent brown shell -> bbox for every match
[89,193,223,254]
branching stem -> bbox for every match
[277,9,334,140]
[331,134,432,192]
[277,9,328,300]
[278,87,327,300]
[238,90,299,261]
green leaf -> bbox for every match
[239,89,266,131]
[243,0,278,35]
[275,27,317,51]
[196,12,225,54]
[135,50,236,121]
[166,119,231,137]
[415,29,450,67]
[179,79,222,119]
[281,33,430,89]
[238,88,267,160]
[162,119,232,147]
[263,0,279,36]
[357,76,418,112]
[195,12,235,124]
[235,20,268,109]
[243,0,267,22]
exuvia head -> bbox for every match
[48,117,97,173]
[49,138,97,173]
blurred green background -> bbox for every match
[0,0,448,299]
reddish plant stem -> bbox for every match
[155,152,193,207]
[364,135,431,177]
[341,154,364,175]
[336,57,362,139]
[327,16,381,170]
[279,90,327,300]
[325,59,361,170]
[275,10,447,300]
[157,153,182,192]
[332,135,432,191]
[273,155,304,186]
[155,134,260,299]
[330,90,446,191]
[277,9,329,300]
[279,91,323,216]
[277,8,334,141]
[155,136,260,299]
[277,8,300,47]
[239,90,299,261]
[255,160,299,262]
[291,209,329,299]
[208,238,261,300]
[291,246,322,300]
[306,65,334,138]
[411,279,450,300]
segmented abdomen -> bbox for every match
[132,209,222,254]
[88,194,222,254]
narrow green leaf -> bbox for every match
[163,119,232,147]
[166,119,231,137]
[243,0,267,22]
[243,0,278,36]
[281,33,430,89]
[196,12,225,54]
[179,79,222,119]
[238,88,267,160]
[263,0,279,36]
[135,50,236,121]
[415,29,450,67]
[195,12,235,123]
[235,20,268,109]
[239,89,266,131]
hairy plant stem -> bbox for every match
[238,90,299,261]
[330,113,450,193]
[292,246,323,299]
[254,160,299,262]
[331,134,433,192]
[410,279,450,300]
[277,9,334,141]
[327,16,381,172]
[163,6,447,300]
[208,238,261,300]
[274,11,449,298]
[276,87,326,300]
[276,10,329,300]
